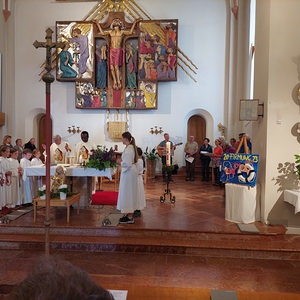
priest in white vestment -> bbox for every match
[73,131,97,163]
[73,131,97,193]
[43,135,72,164]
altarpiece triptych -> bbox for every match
[56,13,178,110]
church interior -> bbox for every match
[1,0,300,299]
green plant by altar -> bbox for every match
[144,147,159,160]
[294,154,300,179]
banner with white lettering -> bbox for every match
[220,153,259,186]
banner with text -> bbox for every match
[220,153,259,186]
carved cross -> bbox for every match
[33,28,64,257]
[33,28,64,87]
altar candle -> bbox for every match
[166,142,171,166]
[79,155,83,164]
[44,154,47,164]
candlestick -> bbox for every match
[166,142,171,166]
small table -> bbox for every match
[284,190,300,214]
[33,193,81,223]
[225,183,260,224]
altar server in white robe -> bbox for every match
[117,132,138,224]
[0,146,12,209]
[134,147,146,218]
[31,149,43,198]
[0,161,5,208]
[9,148,23,207]
[42,135,72,164]
[73,131,97,163]
[20,149,33,204]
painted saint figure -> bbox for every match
[95,18,139,90]
[62,27,92,79]
[95,43,108,89]
[125,43,138,89]
[58,42,78,78]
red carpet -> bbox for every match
[91,191,118,205]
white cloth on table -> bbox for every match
[117,144,138,214]
[284,190,300,214]
[225,183,260,224]
[136,158,146,210]
[24,165,114,179]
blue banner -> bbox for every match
[220,153,259,186]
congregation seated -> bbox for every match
[8,256,114,300]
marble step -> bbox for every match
[0,226,299,260]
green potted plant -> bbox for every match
[295,154,300,179]
[38,185,46,199]
[144,147,160,177]
[144,147,159,161]
[58,184,71,200]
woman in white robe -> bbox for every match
[117,131,138,224]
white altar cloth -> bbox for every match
[284,190,300,214]
[225,183,260,224]
[25,165,114,179]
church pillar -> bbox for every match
[0,0,16,137]
[225,0,252,139]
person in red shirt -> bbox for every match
[212,139,223,186]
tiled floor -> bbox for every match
[1,176,300,299]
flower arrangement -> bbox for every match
[84,146,117,171]
[37,185,46,197]
[144,147,159,160]
[58,184,71,195]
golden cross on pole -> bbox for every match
[33,28,64,257]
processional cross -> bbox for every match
[33,28,64,256]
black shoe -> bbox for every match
[133,210,141,218]
[213,183,220,186]
[185,178,190,181]
[119,215,134,224]
[191,178,195,181]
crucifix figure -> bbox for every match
[95,18,139,90]
[33,28,64,256]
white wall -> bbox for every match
[12,0,227,167]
